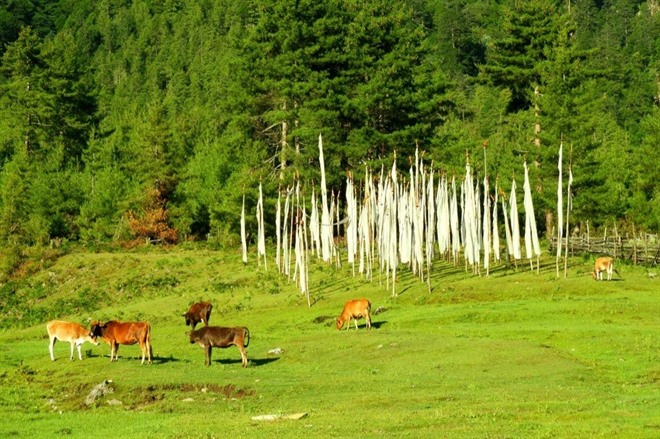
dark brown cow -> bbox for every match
[47,320,99,361]
[90,320,153,364]
[182,301,213,330]
[336,298,372,330]
[188,326,249,367]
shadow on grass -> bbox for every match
[312,315,385,330]
[337,320,385,330]
[150,355,180,364]
[84,352,180,364]
[212,357,279,367]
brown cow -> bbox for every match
[336,298,372,330]
[592,256,620,281]
[47,320,100,361]
[90,320,153,364]
[188,326,250,367]
[182,301,213,330]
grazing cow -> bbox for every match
[182,301,213,330]
[90,320,153,364]
[336,298,372,330]
[47,320,99,361]
[188,326,250,367]
[592,256,619,281]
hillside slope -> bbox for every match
[0,249,657,438]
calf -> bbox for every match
[47,320,99,361]
[90,320,153,364]
[182,301,213,330]
[188,326,250,367]
[592,256,619,281]
[336,298,372,330]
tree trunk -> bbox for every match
[545,210,554,239]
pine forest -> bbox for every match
[1,0,659,250]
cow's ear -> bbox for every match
[185,331,190,336]
[181,313,186,317]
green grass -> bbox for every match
[0,248,658,438]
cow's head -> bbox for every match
[188,330,201,344]
[336,318,343,330]
[89,321,104,339]
[182,313,192,326]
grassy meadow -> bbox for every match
[0,246,658,438]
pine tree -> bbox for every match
[479,0,558,112]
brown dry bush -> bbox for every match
[126,187,178,245]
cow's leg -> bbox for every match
[139,340,152,365]
[145,338,152,364]
[140,341,146,365]
[49,337,57,361]
[76,341,83,360]
[111,342,118,361]
[354,318,358,330]
[205,344,212,366]
[366,314,371,329]
[69,341,75,361]
[237,344,248,368]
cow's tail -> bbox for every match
[244,327,250,348]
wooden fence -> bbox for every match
[548,233,660,265]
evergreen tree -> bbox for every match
[0,0,657,243]
[479,0,558,112]
[240,0,434,189]
[426,0,486,77]
[0,27,50,156]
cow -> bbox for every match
[188,326,250,367]
[47,320,100,361]
[592,256,619,281]
[89,320,153,364]
[336,298,372,330]
[182,301,213,330]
